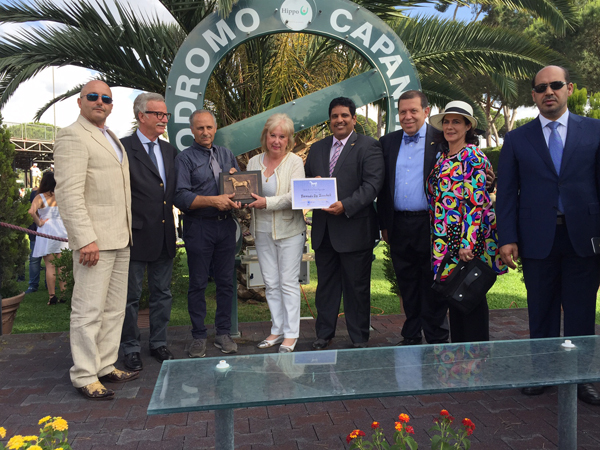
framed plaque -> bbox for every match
[291,178,338,210]
[219,171,262,205]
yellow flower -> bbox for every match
[7,435,25,449]
[29,446,42,450]
[0,427,6,438]
[56,448,64,450]
[38,416,51,425]
[51,418,68,432]
[23,436,38,441]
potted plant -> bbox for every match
[0,113,31,334]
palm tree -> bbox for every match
[0,0,576,129]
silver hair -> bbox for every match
[133,92,166,123]
[189,109,217,127]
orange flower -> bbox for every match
[405,426,415,434]
[371,421,380,429]
[398,413,410,423]
[394,421,403,431]
[440,410,449,416]
[346,429,365,443]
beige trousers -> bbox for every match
[69,247,130,387]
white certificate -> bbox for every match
[291,178,338,210]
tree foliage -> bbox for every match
[0,114,31,297]
[0,0,579,130]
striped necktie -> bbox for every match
[329,140,343,176]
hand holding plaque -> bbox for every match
[219,171,263,205]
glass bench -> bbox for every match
[148,336,600,449]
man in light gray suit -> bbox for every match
[55,80,139,400]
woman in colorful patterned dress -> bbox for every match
[427,101,506,342]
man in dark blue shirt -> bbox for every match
[174,110,240,358]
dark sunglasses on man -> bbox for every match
[81,93,113,104]
[145,111,172,120]
[532,81,566,93]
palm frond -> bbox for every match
[0,1,186,111]
[156,0,216,33]
[395,16,570,82]
[479,0,577,35]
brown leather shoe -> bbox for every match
[99,368,140,383]
[76,381,115,400]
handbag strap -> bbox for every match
[434,251,466,284]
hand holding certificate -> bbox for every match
[291,178,338,210]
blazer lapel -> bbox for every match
[524,117,557,175]
[423,124,439,185]
[388,131,403,198]
[332,132,357,176]
[561,113,583,172]
[77,115,122,164]
[159,140,173,186]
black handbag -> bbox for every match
[431,253,497,315]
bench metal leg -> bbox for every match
[215,409,234,449]
[558,384,577,450]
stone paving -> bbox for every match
[1,309,600,449]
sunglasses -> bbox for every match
[145,111,172,120]
[81,93,113,104]
[532,81,566,93]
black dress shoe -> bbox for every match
[397,337,423,346]
[578,383,600,405]
[353,342,368,348]
[312,338,331,350]
[124,352,143,371]
[150,346,174,363]
[522,386,546,396]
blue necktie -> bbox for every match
[403,133,419,144]
[147,142,158,169]
[547,122,564,213]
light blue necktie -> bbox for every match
[547,121,564,213]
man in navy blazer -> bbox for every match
[497,65,600,404]
[120,92,178,370]
[377,90,450,345]
[305,97,384,349]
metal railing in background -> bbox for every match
[5,122,57,142]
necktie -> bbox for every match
[147,142,158,169]
[547,121,564,213]
[209,148,222,185]
[403,133,420,144]
[329,140,343,176]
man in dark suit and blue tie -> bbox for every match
[497,65,600,404]
[305,97,384,349]
[377,90,449,346]
[120,92,178,370]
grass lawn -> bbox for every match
[10,243,600,334]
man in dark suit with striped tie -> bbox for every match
[304,97,384,349]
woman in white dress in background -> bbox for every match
[247,113,306,353]
[28,171,69,305]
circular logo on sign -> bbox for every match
[280,0,313,31]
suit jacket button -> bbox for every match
[160,183,164,187]
[162,220,165,223]
[163,201,166,205]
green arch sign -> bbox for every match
[166,0,420,154]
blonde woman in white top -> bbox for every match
[247,113,306,352]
